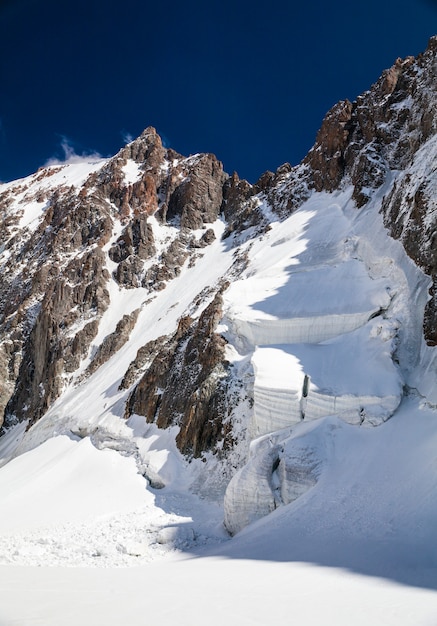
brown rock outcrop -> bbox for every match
[166,154,227,229]
[109,216,156,264]
[305,99,354,193]
[101,136,228,288]
[125,288,233,457]
[118,334,168,390]
[5,248,110,427]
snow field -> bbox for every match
[121,159,143,184]
[0,429,227,568]
[221,399,437,584]
[2,558,437,626]
[1,400,437,624]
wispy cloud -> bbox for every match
[44,136,103,167]
[121,130,134,145]
[160,132,171,149]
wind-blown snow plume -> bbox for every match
[44,136,103,166]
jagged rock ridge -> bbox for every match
[0,129,228,431]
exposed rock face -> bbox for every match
[301,36,436,209]
[104,132,228,289]
[5,248,110,426]
[0,126,229,431]
[166,153,227,229]
[109,217,156,264]
[221,172,265,239]
[125,287,233,457]
[305,99,354,193]
[142,234,190,291]
[0,176,114,428]
[118,335,167,390]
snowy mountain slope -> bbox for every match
[0,36,437,626]
[222,182,426,534]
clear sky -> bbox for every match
[0,0,436,183]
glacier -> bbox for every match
[221,186,416,534]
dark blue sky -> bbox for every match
[0,0,436,183]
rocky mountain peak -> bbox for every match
[0,121,231,430]
[0,38,436,476]
[291,35,436,208]
[118,126,166,167]
[3,39,437,599]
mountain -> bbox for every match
[0,36,437,625]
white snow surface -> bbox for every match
[121,159,143,184]
[223,196,394,348]
[1,166,437,624]
[1,400,437,624]
[0,160,107,234]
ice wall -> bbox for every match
[224,420,329,535]
[228,310,380,347]
[250,320,403,437]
